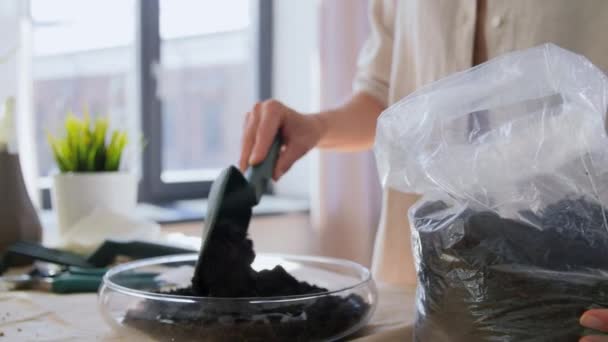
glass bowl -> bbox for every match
[98,253,377,342]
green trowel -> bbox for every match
[193,136,282,281]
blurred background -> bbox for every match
[1,0,381,266]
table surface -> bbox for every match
[0,283,415,341]
[2,215,416,341]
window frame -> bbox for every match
[136,0,273,204]
[39,0,273,208]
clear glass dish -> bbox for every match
[98,253,377,342]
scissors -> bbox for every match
[0,266,158,294]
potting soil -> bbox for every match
[413,197,608,342]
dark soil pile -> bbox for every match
[123,217,371,341]
[124,292,369,342]
[189,215,328,298]
[413,197,608,342]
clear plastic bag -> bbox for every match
[374,44,608,341]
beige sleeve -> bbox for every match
[353,0,395,107]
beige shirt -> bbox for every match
[355,0,608,286]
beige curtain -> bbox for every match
[311,0,382,267]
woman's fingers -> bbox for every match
[580,310,608,342]
[582,310,608,332]
[239,106,260,171]
[250,100,284,165]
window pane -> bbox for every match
[31,0,136,178]
[159,0,254,182]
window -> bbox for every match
[31,0,273,206]
[159,0,253,180]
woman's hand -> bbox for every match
[239,93,385,180]
[239,99,325,180]
[580,309,608,342]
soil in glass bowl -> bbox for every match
[122,217,372,341]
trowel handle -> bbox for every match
[245,135,282,204]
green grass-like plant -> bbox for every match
[47,112,128,172]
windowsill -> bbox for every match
[40,195,310,226]
[137,195,309,224]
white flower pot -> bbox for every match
[52,172,137,237]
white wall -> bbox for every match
[0,1,19,105]
[271,0,320,198]
[0,0,38,206]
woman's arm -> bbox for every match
[315,92,386,151]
